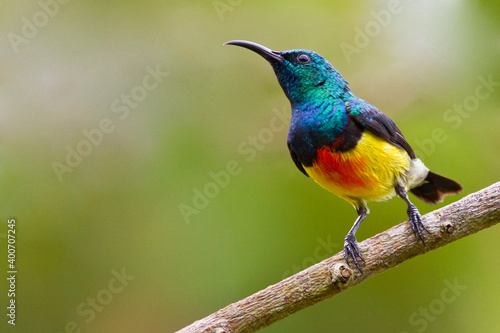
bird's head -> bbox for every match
[225,40,348,106]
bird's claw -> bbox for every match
[344,234,364,273]
[408,205,429,245]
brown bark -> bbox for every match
[177,182,500,333]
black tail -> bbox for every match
[410,171,462,204]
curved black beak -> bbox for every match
[224,40,284,63]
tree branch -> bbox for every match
[177,182,500,333]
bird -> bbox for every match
[224,40,462,273]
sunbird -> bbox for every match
[225,40,462,272]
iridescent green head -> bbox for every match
[225,40,349,105]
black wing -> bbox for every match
[348,103,416,159]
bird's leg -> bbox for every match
[395,184,429,244]
[343,203,368,273]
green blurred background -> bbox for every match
[1,0,499,332]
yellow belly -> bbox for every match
[304,131,412,206]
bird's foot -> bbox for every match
[344,233,364,273]
[407,205,429,245]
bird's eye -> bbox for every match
[297,53,311,64]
